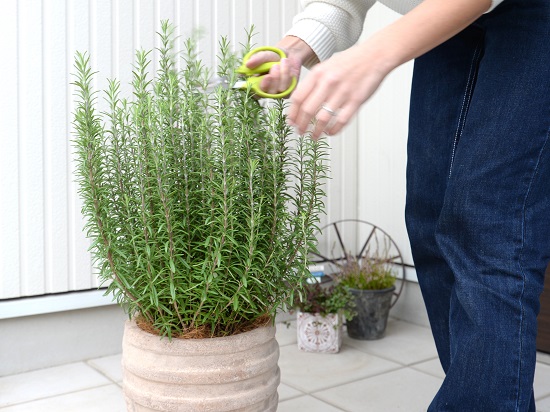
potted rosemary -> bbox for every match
[72,22,327,411]
[294,280,355,353]
[338,254,396,340]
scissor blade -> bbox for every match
[205,76,230,92]
[232,80,248,90]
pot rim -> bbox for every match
[123,318,276,355]
[347,285,396,294]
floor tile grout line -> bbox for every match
[407,365,445,380]
[278,341,298,348]
[308,391,353,412]
[340,342,438,368]
[278,393,306,403]
[406,356,441,367]
[278,379,310,395]
[389,317,432,330]
[0,360,91,380]
[280,364,407,395]
[278,393,350,412]
[279,379,307,394]
[305,365,442,412]
[85,360,121,385]
[0,383,115,409]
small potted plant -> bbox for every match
[294,280,356,353]
[72,21,328,411]
[338,254,396,340]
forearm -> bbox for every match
[363,0,492,74]
[276,36,320,68]
[285,0,493,139]
[278,0,491,74]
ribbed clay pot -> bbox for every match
[122,319,280,411]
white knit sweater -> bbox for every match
[286,0,505,62]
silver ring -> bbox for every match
[320,104,338,116]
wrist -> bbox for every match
[360,0,491,71]
[356,38,401,79]
[276,36,319,68]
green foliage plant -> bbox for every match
[72,21,328,339]
[294,281,356,321]
[338,254,396,291]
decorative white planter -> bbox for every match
[122,319,280,411]
[296,310,343,353]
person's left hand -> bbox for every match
[288,43,392,140]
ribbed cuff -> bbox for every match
[286,19,336,66]
[486,0,504,12]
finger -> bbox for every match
[277,58,292,93]
[289,71,337,134]
[287,74,322,133]
[311,107,337,140]
[323,76,383,136]
[323,102,358,136]
[310,97,348,140]
[258,64,280,95]
[245,50,280,69]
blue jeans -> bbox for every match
[405,1,550,411]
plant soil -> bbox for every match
[135,313,273,339]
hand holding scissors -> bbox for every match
[235,46,297,99]
[208,47,297,99]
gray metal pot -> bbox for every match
[346,286,395,340]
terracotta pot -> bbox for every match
[296,310,343,353]
[122,319,280,411]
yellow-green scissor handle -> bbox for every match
[236,46,298,99]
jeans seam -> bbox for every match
[515,126,550,412]
[448,42,483,180]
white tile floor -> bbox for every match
[1,318,550,412]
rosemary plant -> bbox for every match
[72,22,328,338]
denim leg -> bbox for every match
[406,24,486,375]
[406,1,550,411]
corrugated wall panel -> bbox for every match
[357,4,415,274]
[0,1,21,299]
[113,0,135,97]
[1,0,413,303]
[304,3,415,273]
[18,1,46,297]
[44,0,70,294]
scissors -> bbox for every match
[207,46,297,99]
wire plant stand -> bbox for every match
[310,219,407,307]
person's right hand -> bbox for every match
[244,48,302,98]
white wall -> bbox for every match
[358,4,415,275]
[0,1,415,306]
[291,3,416,281]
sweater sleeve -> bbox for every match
[285,0,376,64]
[487,0,505,12]
[285,0,506,65]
